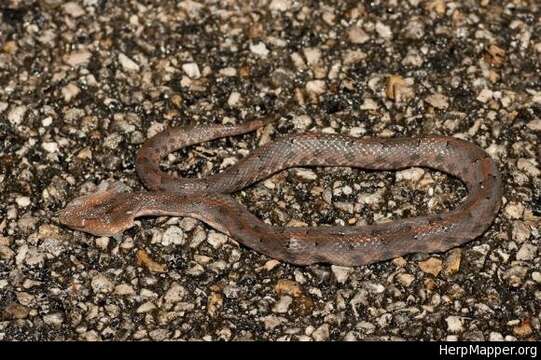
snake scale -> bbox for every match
[59,119,503,266]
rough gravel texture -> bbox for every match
[1,0,540,341]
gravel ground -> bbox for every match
[1,0,540,341]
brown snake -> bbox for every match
[58,119,503,266]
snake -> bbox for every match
[58,119,503,266]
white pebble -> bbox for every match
[516,243,537,261]
[16,196,31,207]
[8,105,27,125]
[425,93,449,109]
[293,115,312,129]
[489,332,504,341]
[446,316,464,333]
[303,47,321,65]
[42,142,59,153]
[115,283,135,296]
[375,22,392,40]
[360,98,378,110]
[64,50,92,67]
[334,201,354,214]
[95,237,109,251]
[91,273,114,294]
[477,88,494,103]
[512,221,531,243]
[396,167,425,182]
[162,226,186,246]
[62,83,80,102]
[227,91,241,107]
[312,324,330,341]
[306,80,326,95]
[190,228,206,248]
[118,53,140,72]
[136,302,156,313]
[356,321,376,333]
[179,217,198,232]
[396,273,415,287]
[219,67,237,77]
[517,158,540,177]
[182,62,201,79]
[42,116,53,127]
[272,295,292,313]
[343,50,367,65]
[366,282,385,294]
[269,0,291,11]
[164,282,186,303]
[357,192,383,205]
[43,313,64,326]
[63,2,85,17]
[331,265,353,284]
[261,315,285,330]
[294,169,318,181]
[527,119,541,131]
[504,202,524,219]
[263,259,281,271]
[263,179,276,190]
[187,264,204,277]
[348,26,369,44]
[178,0,204,16]
[349,127,366,137]
[250,42,270,57]
[207,231,228,248]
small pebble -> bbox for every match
[161,226,186,246]
[61,83,80,102]
[425,93,449,109]
[227,91,242,107]
[511,221,530,243]
[418,257,443,277]
[118,53,140,72]
[331,265,353,284]
[272,295,292,313]
[64,50,92,67]
[8,105,27,125]
[182,62,201,79]
[311,324,330,341]
[396,273,415,287]
[396,167,425,182]
[347,26,369,44]
[42,142,59,153]
[293,115,312,129]
[446,316,464,333]
[293,169,318,181]
[16,196,31,207]
[375,22,392,40]
[95,237,109,250]
[63,2,85,17]
[136,302,157,313]
[516,243,537,261]
[207,231,228,248]
[504,202,524,219]
[250,42,270,57]
[43,313,64,326]
[305,80,326,95]
[269,0,291,11]
[91,273,114,294]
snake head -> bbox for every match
[58,182,140,237]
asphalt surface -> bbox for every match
[0,0,540,340]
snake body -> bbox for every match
[59,120,503,266]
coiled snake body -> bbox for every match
[59,119,502,266]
